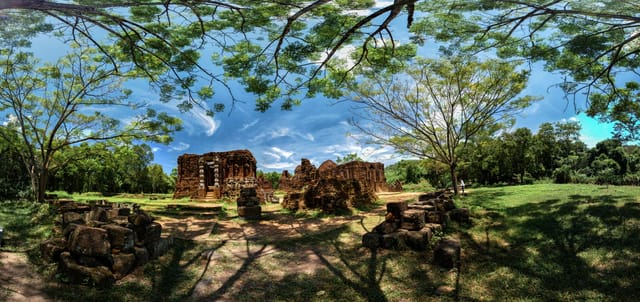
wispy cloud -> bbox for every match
[240,119,259,131]
[169,142,190,152]
[250,127,315,143]
[191,108,220,136]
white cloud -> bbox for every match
[271,147,294,159]
[170,142,190,152]
[240,119,259,131]
[250,127,315,143]
[151,147,161,153]
[260,161,297,171]
[191,108,220,136]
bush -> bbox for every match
[552,166,572,184]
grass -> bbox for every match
[1,183,639,301]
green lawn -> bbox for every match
[1,184,639,301]
[454,184,640,301]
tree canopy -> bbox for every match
[0,43,181,202]
[2,1,636,128]
[0,0,420,113]
[349,54,536,194]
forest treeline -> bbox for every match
[0,141,174,199]
[386,121,640,188]
[2,120,638,200]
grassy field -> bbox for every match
[1,184,639,301]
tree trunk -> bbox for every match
[450,163,459,195]
[37,168,48,203]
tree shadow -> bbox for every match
[458,194,640,300]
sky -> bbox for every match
[17,1,619,174]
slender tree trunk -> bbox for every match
[37,168,48,203]
[450,163,459,195]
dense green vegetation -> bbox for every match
[387,120,640,188]
[1,184,638,301]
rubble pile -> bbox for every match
[40,201,172,287]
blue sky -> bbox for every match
[16,1,619,174]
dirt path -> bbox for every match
[0,192,422,301]
[0,252,53,302]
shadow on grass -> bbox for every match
[457,194,640,301]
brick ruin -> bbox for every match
[40,200,172,287]
[280,159,389,193]
[173,150,259,201]
[281,159,389,212]
[362,189,468,268]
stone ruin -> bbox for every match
[280,159,388,213]
[40,200,172,287]
[280,159,389,193]
[173,150,272,202]
[236,188,262,220]
[362,189,469,268]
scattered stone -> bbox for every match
[362,232,381,249]
[434,285,456,295]
[434,238,461,269]
[43,201,172,287]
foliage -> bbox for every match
[0,0,421,112]
[417,0,640,141]
[351,53,535,194]
[258,170,281,190]
[0,126,30,199]
[335,153,362,164]
[0,45,181,202]
[48,142,174,194]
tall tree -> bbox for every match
[0,45,181,202]
[349,54,536,194]
[416,0,640,141]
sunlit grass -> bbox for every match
[2,183,639,301]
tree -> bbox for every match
[336,153,363,164]
[350,54,535,194]
[0,125,30,199]
[1,1,421,112]
[416,1,640,141]
[0,45,181,202]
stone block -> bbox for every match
[68,225,111,258]
[63,212,84,227]
[112,253,136,279]
[443,199,457,211]
[134,246,149,266]
[238,205,262,220]
[434,239,461,269]
[425,211,442,224]
[386,201,408,218]
[403,228,432,251]
[59,252,114,288]
[40,238,67,263]
[374,221,399,234]
[424,223,443,233]
[86,207,108,222]
[362,232,381,249]
[103,224,135,253]
[108,208,130,219]
[401,209,426,231]
[380,233,401,249]
[147,235,173,259]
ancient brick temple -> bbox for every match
[281,159,389,193]
[173,150,258,200]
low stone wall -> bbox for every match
[362,190,468,268]
[40,201,172,287]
